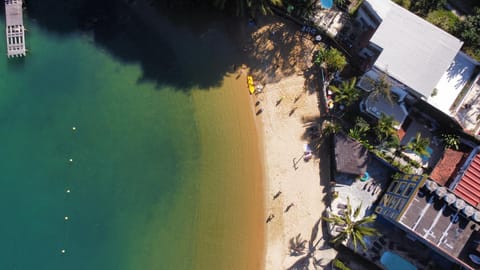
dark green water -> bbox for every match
[0,17,263,270]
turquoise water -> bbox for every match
[0,16,263,270]
[381,251,417,270]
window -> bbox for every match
[389,181,398,193]
[396,183,407,195]
[403,183,416,197]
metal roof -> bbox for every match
[364,0,463,98]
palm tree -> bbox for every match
[323,198,379,251]
[368,72,393,104]
[406,132,431,157]
[375,113,398,142]
[348,117,370,143]
[329,78,361,107]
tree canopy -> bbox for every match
[457,8,480,60]
[314,47,347,75]
[427,10,459,33]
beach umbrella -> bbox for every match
[463,205,475,217]
[454,199,466,210]
[473,211,480,223]
[435,186,447,198]
[425,180,438,192]
[443,193,456,205]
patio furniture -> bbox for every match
[473,211,480,223]
[337,203,347,209]
[454,199,466,211]
[425,180,438,192]
[444,193,456,205]
[463,205,475,217]
[435,186,447,198]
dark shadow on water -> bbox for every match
[25,0,245,91]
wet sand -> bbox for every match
[191,73,265,270]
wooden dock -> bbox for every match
[5,0,26,58]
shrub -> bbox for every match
[393,0,411,9]
[333,259,351,270]
[426,10,459,33]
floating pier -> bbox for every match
[5,0,26,58]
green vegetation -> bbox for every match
[392,0,411,9]
[315,47,347,75]
[375,113,398,142]
[409,0,446,17]
[457,8,480,61]
[348,117,370,146]
[323,197,379,251]
[282,0,317,18]
[441,133,460,150]
[322,121,341,136]
[329,78,361,107]
[348,0,364,16]
[427,10,459,33]
[368,73,393,104]
[405,132,431,158]
[332,258,351,270]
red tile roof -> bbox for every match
[454,154,480,207]
[430,149,466,186]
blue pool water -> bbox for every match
[421,147,433,162]
[321,0,333,9]
[381,251,417,270]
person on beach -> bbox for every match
[273,191,282,199]
[266,214,275,223]
[285,203,294,212]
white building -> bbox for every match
[356,0,478,129]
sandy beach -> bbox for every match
[127,1,336,268]
[243,20,338,270]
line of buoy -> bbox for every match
[63,126,77,255]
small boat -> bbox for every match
[247,76,255,94]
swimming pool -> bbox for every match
[381,251,417,270]
[321,0,333,9]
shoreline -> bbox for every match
[242,18,339,269]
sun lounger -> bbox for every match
[337,203,347,209]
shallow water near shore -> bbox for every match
[0,16,263,270]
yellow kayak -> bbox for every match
[247,76,255,94]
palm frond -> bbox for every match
[353,202,362,219]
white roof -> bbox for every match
[365,0,463,98]
[428,52,477,114]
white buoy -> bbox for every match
[72,126,76,131]
[69,158,73,163]
[66,189,71,193]
[61,249,66,254]
[64,216,69,220]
